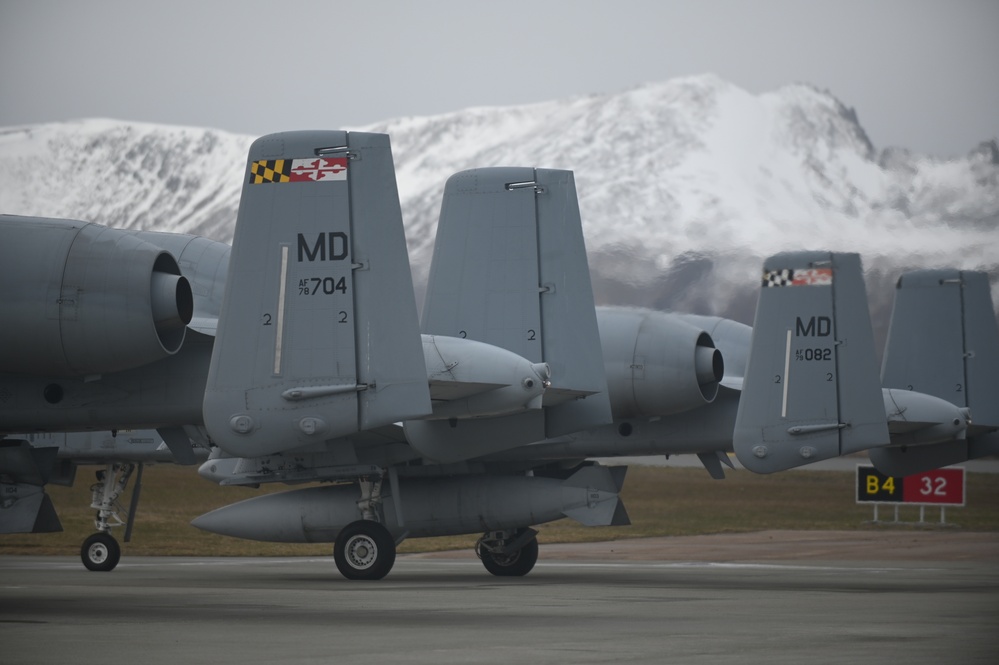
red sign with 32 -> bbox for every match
[901,468,965,505]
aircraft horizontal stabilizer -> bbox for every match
[421,334,551,418]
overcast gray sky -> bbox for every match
[1,0,996,158]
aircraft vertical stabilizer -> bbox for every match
[734,252,889,472]
[408,168,611,461]
[871,270,999,475]
[204,131,431,458]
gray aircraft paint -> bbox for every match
[192,464,628,543]
[734,252,890,473]
[0,218,227,434]
[0,217,192,376]
[408,167,613,461]
[872,269,999,475]
[0,429,209,536]
[4,128,997,578]
[203,131,432,458]
[735,251,998,477]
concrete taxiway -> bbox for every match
[2,534,997,665]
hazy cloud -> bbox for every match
[1,0,996,157]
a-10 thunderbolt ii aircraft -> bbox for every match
[2,130,997,578]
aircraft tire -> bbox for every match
[480,535,539,577]
[333,520,396,580]
[81,532,121,572]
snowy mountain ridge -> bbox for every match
[1,74,996,330]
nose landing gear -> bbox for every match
[81,463,141,572]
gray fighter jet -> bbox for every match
[2,130,995,579]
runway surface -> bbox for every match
[2,533,997,665]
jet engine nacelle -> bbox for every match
[597,308,724,419]
[0,216,193,377]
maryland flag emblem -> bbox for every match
[248,157,348,184]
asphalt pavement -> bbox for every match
[2,537,996,665]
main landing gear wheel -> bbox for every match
[81,532,121,572]
[478,532,539,577]
[333,520,396,580]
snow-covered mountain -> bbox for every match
[1,74,996,342]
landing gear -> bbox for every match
[476,528,539,577]
[80,462,142,572]
[334,520,396,580]
[81,532,120,571]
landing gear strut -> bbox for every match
[476,528,539,577]
[81,463,142,572]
